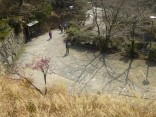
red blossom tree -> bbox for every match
[26,56,53,95]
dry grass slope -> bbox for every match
[0,77,156,117]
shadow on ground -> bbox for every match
[70,43,98,53]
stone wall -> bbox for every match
[0,30,25,75]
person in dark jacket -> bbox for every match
[59,24,63,34]
[49,30,52,39]
[65,40,71,55]
[64,23,68,32]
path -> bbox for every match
[16,29,156,98]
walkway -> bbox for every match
[17,29,156,98]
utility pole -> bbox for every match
[149,16,156,59]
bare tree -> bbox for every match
[90,0,125,51]
[90,0,152,56]
[120,0,151,58]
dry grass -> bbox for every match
[0,77,156,117]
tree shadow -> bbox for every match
[71,52,102,92]
[72,52,136,94]
[101,54,137,94]
[73,53,101,79]
[71,50,155,95]
[119,56,132,63]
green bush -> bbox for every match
[34,11,47,23]
[0,19,9,31]
[8,20,21,35]
[124,40,144,51]
[123,41,131,53]
[78,31,95,40]
[66,21,81,36]
[71,21,80,29]
[122,40,144,57]
[0,19,12,41]
[134,41,144,50]
[66,27,80,36]
[66,26,96,45]
[34,3,52,23]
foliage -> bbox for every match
[52,0,73,9]
[34,2,53,23]
[70,21,80,29]
[52,0,88,20]
[134,41,144,50]
[0,19,12,41]
[26,56,52,95]
[52,0,87,11]
[73,0,88,20]
[30,57,50,71]
[8,18,22,35]
[78,31,95,41]
[123,40,144,56]
[0,77,156,116]
[0,19,9,31]
[66,21,80,36]
[66,27,80,36]
[67,25,96,45]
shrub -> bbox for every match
[78,31,95,41]
[123,40,141,57]
[67,27,96,46]
[0,19,12,41]
[112,37,125,51]
[66,21,81,36]
[8,20,21,35]
[70,21,80,29]
[66,27,80,36]
[34,3,52,23]
[34,11,47,23]
[0,19,9,31]
[134,41,144,50]
[66,21,97,44]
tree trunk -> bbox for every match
[18,0,24,9]
[131,40,135,58]
[98,36,109,52]
[44,74,47,95]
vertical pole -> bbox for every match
[148,21,153,59]
[27,27,31,41]
[150,21,153,48]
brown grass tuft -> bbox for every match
[0,77,156,117]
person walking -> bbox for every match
[64,23,68,32]
[65,40,71,55]
[49,30,52,39]
[59,24,63,34]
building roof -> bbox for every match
[27,20,39,27]
[150,16,156,19]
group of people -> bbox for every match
[58,23,71,55]
[58,22,71,34]
[48,24,71,55]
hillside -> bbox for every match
[0,1,156,117]
[0,77,156,117]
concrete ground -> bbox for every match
[15,29,156,98]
